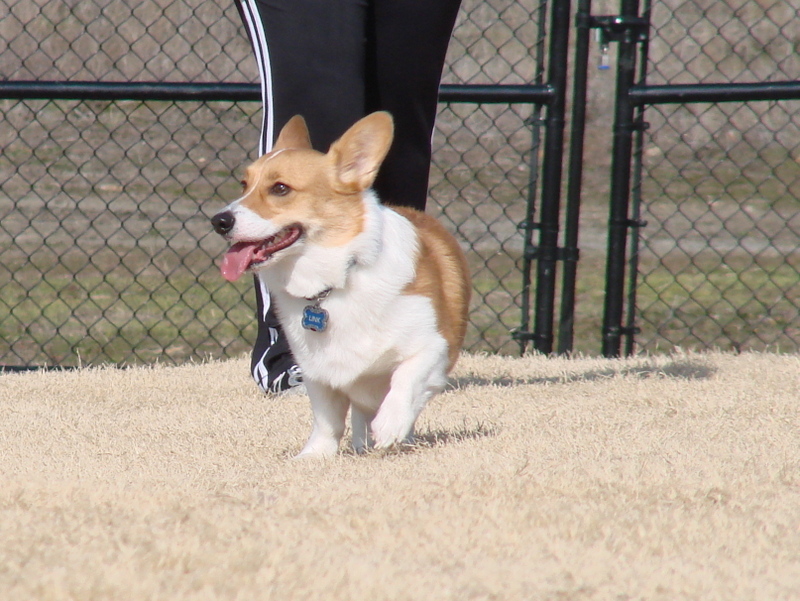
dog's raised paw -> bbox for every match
[371,410,415,449]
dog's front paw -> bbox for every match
[293,447,337,460]
[371,407,415,449]
[294,435,340,459]
[292,450,334,460]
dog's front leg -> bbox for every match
[371,345,449,449]
[350,405,375,454]
[295,381,349,458]
[347,375,389,453]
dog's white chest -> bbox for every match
[279,270,435,388]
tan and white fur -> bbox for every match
[212,112,470,457]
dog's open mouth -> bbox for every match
[220,226,302,282]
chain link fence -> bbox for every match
[0,0,545,367]
[3,0,799,367]
[635,0,800,352]
[434,0,545,354]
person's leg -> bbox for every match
[234,0,369,392]
[247,0,369,152]
[249,275,303,392]
[367,0,462,210]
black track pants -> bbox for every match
[233,0,462,392]
[236,0,462,207]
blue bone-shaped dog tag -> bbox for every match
[302,304,329,332]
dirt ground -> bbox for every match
[1,351,798,600]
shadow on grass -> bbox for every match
[450,357,716,390]
[337,421,497,458]
[412,420,497,449]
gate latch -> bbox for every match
[587,15,649,69]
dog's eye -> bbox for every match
[240,180,248,191]
[270,182,291,197]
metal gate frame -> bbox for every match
[555,0,800,358]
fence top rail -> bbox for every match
[629,81,800,105]
[0,81,262,102]
[0,81,555,105]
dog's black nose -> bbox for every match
[211,211,235,236]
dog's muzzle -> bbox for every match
[211,211,235,236]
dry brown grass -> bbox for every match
[1,351,799,600]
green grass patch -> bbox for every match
[0,265,257,367]
[1,249,532,366]
[4,245,797,366]
[635,254,800,353]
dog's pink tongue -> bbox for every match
[221,241,259,282]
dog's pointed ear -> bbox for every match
[274,115,313,151]
[328,111,394,193]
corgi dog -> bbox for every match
[211,112,470,457]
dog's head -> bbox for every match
[211,111,394,282]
